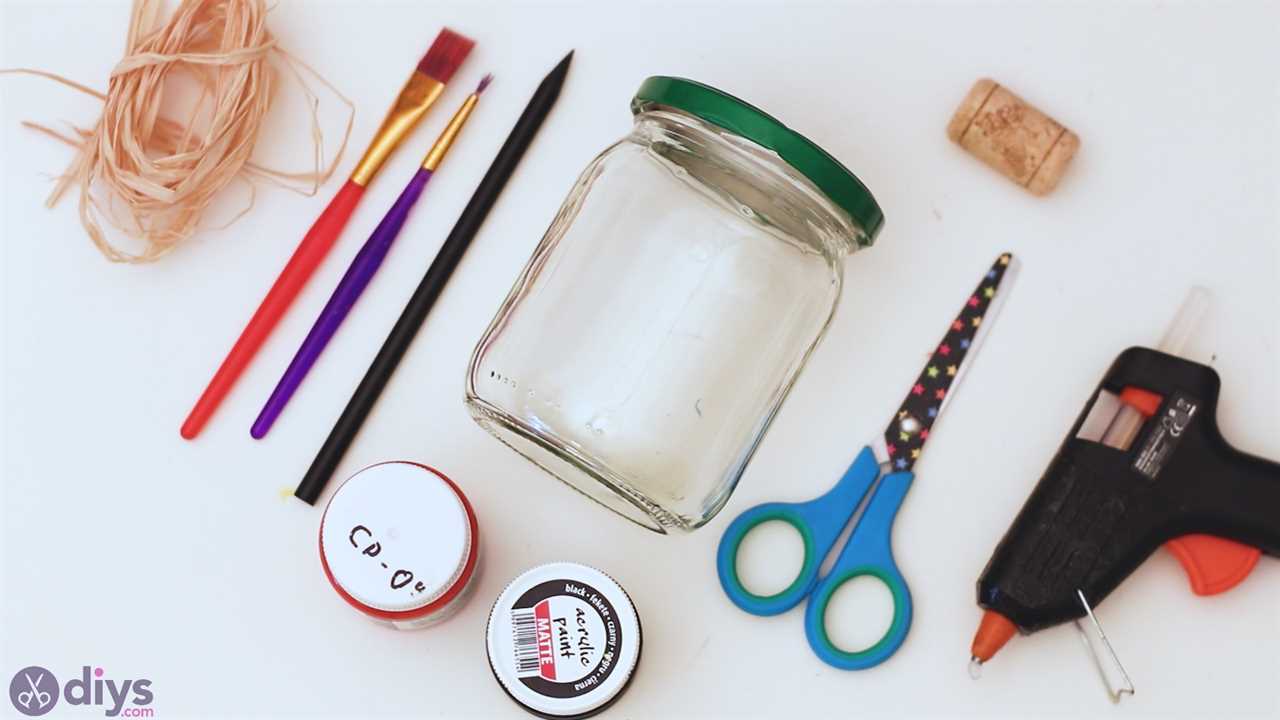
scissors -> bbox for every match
[717,253,1018,670]
[17,671,53,710]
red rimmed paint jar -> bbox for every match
[319,461,480,629]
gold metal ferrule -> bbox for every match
[349,71,445,186]
[421,94,479,171]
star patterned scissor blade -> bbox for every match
[881,252,1018,473]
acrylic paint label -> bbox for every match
[508,580,621,698]
[487,563,640,717]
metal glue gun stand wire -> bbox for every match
[716,253,1018,670]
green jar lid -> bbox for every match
[631,76,884,243]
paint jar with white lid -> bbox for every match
[319,461,480,629]
[466,76,885,534]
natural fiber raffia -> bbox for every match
[2,0,353,263]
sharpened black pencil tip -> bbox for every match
[553,50,573,74]
[537,50,573,98]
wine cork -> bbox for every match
[947,78,1079,195]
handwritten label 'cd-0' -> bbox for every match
[487,563,641,718]
[320,462,479,629]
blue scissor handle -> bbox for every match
[717,447,884,617]
[804,469,915,670]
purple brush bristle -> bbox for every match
[475,74,494,95]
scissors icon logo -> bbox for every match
[8,666,58,717]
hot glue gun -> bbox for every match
[969,289,1280,694]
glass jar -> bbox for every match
[466,77,884,533]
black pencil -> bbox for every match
[295,50,574,505]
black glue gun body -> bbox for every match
[977,347,1280,633]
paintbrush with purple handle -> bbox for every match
[251,74,493,439]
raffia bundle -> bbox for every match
[4,0,352,262]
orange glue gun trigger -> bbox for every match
[1166,534,1262,596]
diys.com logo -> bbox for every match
[8,665,154,717]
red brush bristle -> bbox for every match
[416,28,474,84]
[475,73,493,96]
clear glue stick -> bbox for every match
[1100,287,1211,450]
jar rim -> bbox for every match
[631,76,884,243]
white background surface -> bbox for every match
[2,1,1278,717]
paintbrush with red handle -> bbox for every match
[181,28,473,439]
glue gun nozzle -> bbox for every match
[970,610,1017,664]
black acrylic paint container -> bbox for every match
[485,562,642,718]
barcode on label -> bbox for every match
[510,608,541,677]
